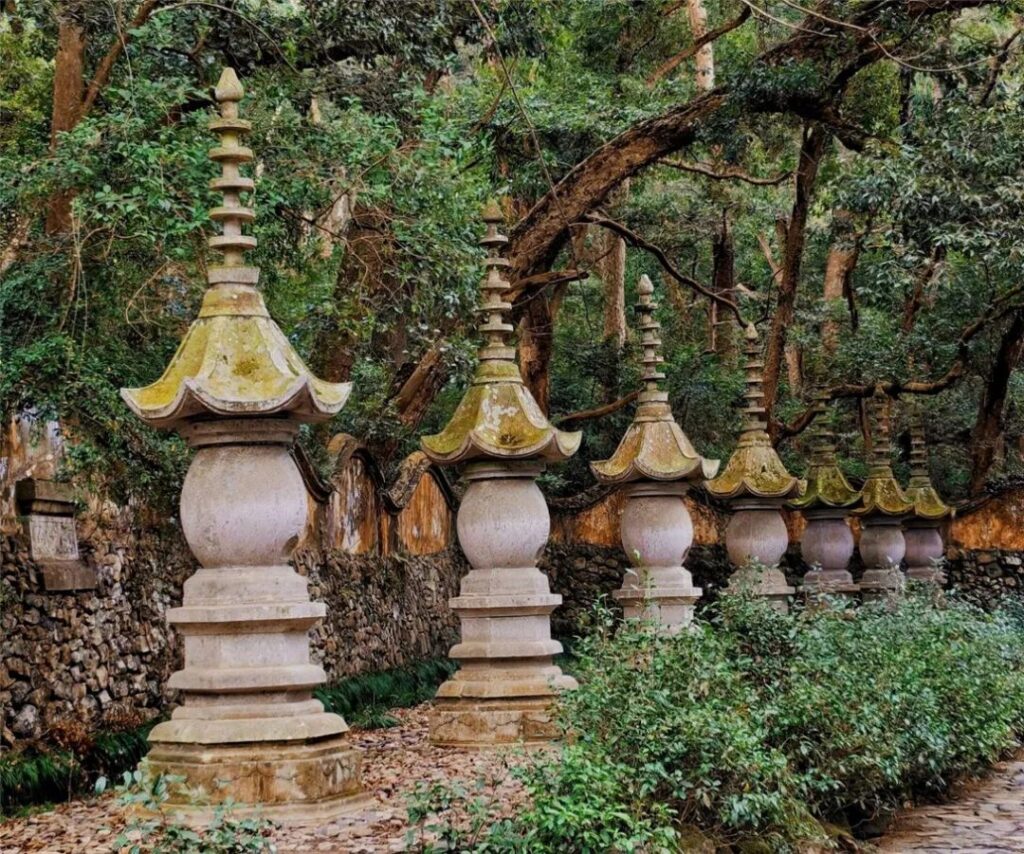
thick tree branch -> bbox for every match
[658,158,792,185]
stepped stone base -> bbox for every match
[429,697,564,748]
[859,567,905,602]
[143,736,365,823]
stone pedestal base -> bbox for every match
[431,462,574,748]
[430,694,568,749]
[143,736,366,823]
[725,499,794,613]
[616,482,700,634]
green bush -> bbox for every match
[411,593,1024,852]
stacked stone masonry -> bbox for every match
[5,439,1024,749]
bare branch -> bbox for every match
[658,158,792,185]
[581,214,747,326]
[555,390,640,428]
[646,6,752,87]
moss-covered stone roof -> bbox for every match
[851,393,913,518]
[592,275,717,484]
[906,411,952,520]
[789,396,860,510]
[121,68,349,429]
[420,203,580,465]
[706,325,800,500]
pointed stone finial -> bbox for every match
[214,67,244,102]
[852,389,913,517]
[906,404,952,520]
[741,323,768,433]
[209,68,257,277]
[706,323,799,500]
[636,274,666,402]
[476,200,515,364]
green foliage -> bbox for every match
[111,770,275,853]
[0,718,153,813]
[409,593,1024,852]
[315,657,456,729]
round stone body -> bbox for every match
[799,507,859,600]
[724,498,795,613]
[145,418,361,822]
[431,461,575,749]
[858,514,907,602]
[617,481,701,634]
[904,518,946,585]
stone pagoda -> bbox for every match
[121,69,362,820]
[591,275,718,634]
[706,325,801,611]
[788,394,861,600]
[420,201,581,748]
[851,392,914,601]
[903,407,952,585]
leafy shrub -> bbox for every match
[410,593,1024,852]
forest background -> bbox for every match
[3,0,1024,508]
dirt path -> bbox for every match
[0,705,525,853]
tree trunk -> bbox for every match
[969,311,1024,495]
[710,210,736,356]
[763,125,828,426]
[686,0,715,91]
[600,225,627,349]
[46,13,86,235]
[518,294,556,414]
[821,210,859,353]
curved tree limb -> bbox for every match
[580,214,747,326]
[646,6,751,87]
[658,157,792,185]
[555,390,641,428]
[776,285,1024,441]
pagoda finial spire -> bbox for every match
[870,388,894,470]
[477,201,515,364]
[742,323,768,433]
[636,274,666,401]
[208,67,257,277]
[909,406,929,480]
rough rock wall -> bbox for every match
[946,548,1024,609]
[0,526,190,743]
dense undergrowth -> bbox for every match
[0,658,455,814]
[410,592,1024,853]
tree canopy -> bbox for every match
[3,0,1024,505]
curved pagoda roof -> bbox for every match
[789,394,861,511]
[905,409,952,520]
[591,275,718,484]
[851,392,913,518]
[121,68,350,429]
[706,325,800,501]
[420,202,581,465]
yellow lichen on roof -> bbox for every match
[120,68,350,429]
[706,325,799,500]
[420,203,580,465]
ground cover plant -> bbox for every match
[408,591,1024,852]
